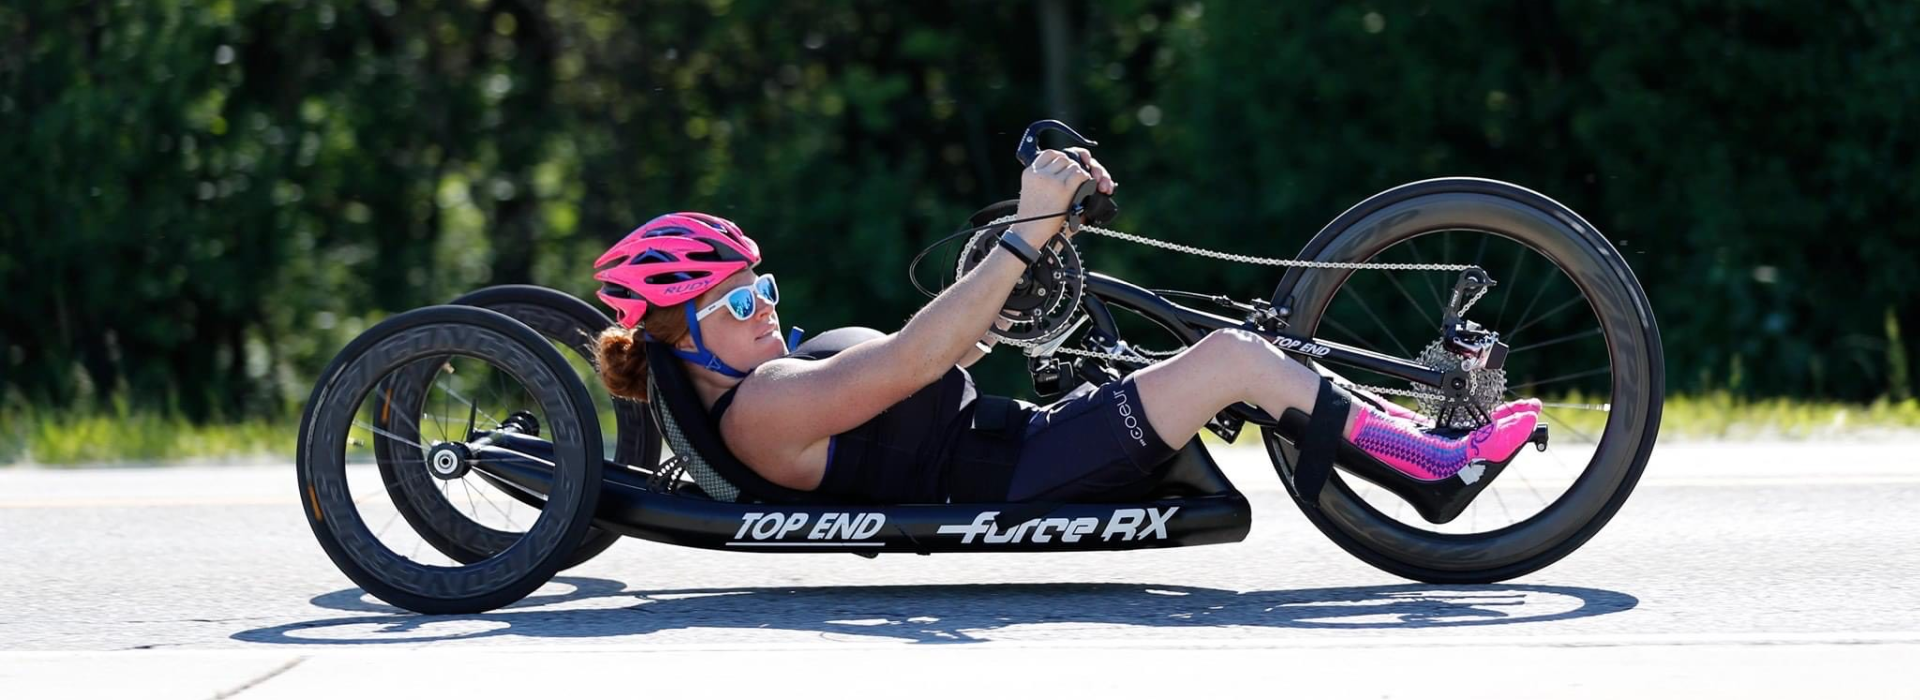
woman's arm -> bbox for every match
[721,149,1115,466]
[884,147,1113,381]
[763,145,1108,381]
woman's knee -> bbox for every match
[1191,328,1284,366]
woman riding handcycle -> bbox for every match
[296,120,1662,614]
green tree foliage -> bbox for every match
[2,0,1916,422]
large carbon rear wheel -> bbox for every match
[297,305,603,614]
[1268,178,1663,583]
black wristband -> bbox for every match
[997,230,1041,267]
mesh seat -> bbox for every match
[645,371,743,502]
[642,342,817,504]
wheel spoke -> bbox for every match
[1544,440,1586,471]
[1507,266,1560,338]
[1505,387,1606,443]
[367,405,435,451]
[1494,243,1528,329]
[1540,401,1611,411]
[457,477,481,523]
[1402,239,1448,313]
[436,383,503,429]
[375,505,400,538]
[355,420,432,451]
[406,414,467,435]
[1343,287,1415,358]
[1509,296,1588,340]
[1511,327,1604,355]
[1516,470,1550,512]
[466,475,522,530]
[1539,406,1603,444]
[440,363,453,442]
[1382,269,1435,329]
[1322,316,1371,351]
[1508,365,1612,393]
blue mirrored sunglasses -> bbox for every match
[694,273,780,322]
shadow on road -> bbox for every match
[232,578,1637,645]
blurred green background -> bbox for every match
[3,1,1917,461]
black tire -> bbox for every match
[1267,177,1663,583]
[373,286,637,570]
[297,305,603,614]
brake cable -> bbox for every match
[908,208,1079,299]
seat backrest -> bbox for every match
[643,342,813,503]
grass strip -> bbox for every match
[5,394,1919,466]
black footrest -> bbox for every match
[1274,409,1513,525]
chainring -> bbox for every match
[1413,340,1508,430]
[956,225,1085,347]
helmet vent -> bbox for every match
[630,250,675,265]
[643,270,702,285]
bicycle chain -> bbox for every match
[1080,223,1477,272]
[976,218,1482,402]
[1458,285,1490,317]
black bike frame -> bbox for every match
[1078,272,1445,426]
[467,432,1253,555]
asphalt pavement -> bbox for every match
[2,438,1917,698]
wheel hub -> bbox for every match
[426,442,473,480]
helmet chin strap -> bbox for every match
[645,305,801,380]
[664,304,751,378]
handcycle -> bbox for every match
[296,120,1663,614]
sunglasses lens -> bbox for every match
[757,275,779,305]
[726,287,756,320]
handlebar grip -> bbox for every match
[1081,191,1118,226]
[1068,180,1119,228]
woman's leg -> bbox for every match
[1002,332,1329,502]
[1127,329,1350,450]
[1128,329,1539,482]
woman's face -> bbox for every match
[677,267,786,374]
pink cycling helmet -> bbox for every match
[593,212,761,328]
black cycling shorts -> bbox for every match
[1004,375,1182,502]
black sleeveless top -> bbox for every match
[708,327,1028,504]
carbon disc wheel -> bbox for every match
[297,305,603,614]
[1267,178,1663,583]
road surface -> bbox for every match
[3,439,1917,698]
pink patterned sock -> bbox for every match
[1491,398,1543,422]
[1348,387,1543,427]
[1345,404,1539,482]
